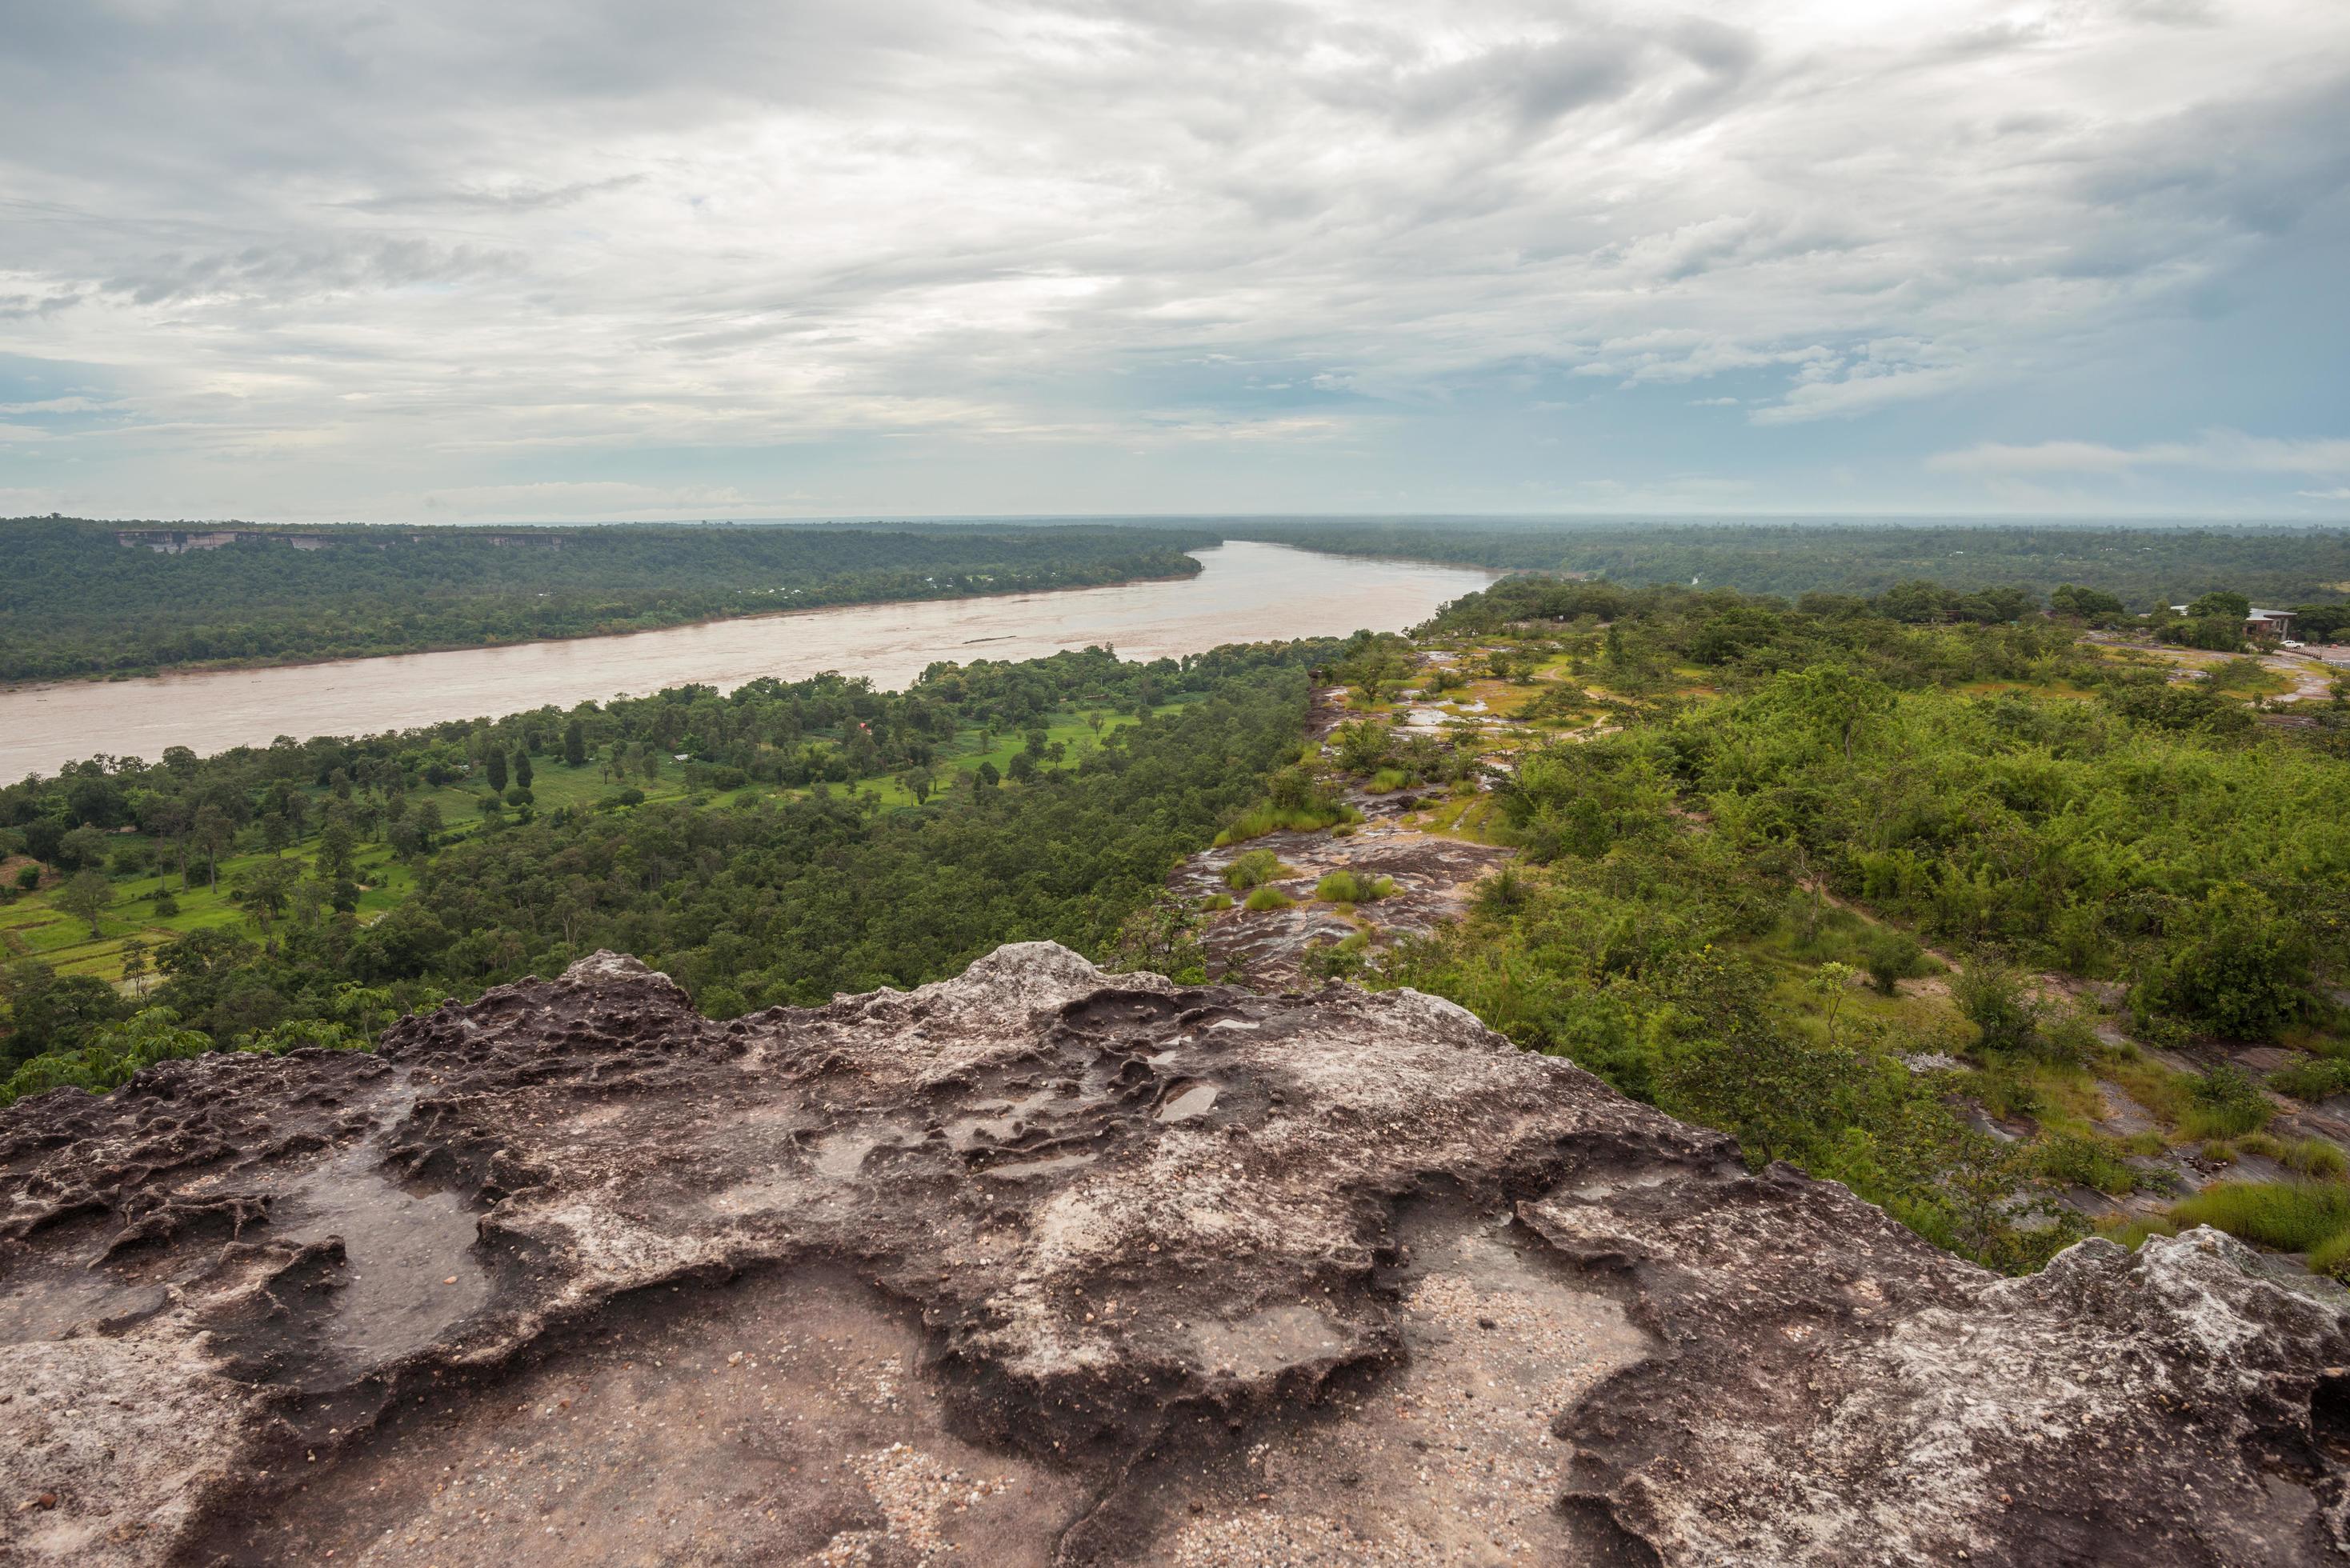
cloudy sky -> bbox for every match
[2,0,2345,522]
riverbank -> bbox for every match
[2,566,1207,693]
[0,542,1502,777]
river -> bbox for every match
[2,541,1500,776]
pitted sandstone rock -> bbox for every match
[0,944,2345,1565]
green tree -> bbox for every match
[190,806,234,891]
[315,819,358,883]
[56,870,112,937]
[2143,882,2313,1040]
[2187,590,2252,621]
[514,749,534,790]
[563,720,588,766]
[235,859,298,933]
[486,750,508,792]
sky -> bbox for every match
[1,0,2345,523]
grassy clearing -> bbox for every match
[2235,1133,2350,1178]
[2169,1181,2350,1261]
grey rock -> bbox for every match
[1,943,2345,1565]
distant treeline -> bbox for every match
[0,519,1218,684]
[1233,520,2350,611]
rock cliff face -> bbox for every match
[3,945,2348,1566]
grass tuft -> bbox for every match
[2169,1181,2350,1254]
[1314,870,1396,904]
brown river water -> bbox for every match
[2,542,1500,775]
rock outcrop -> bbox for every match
[3,944,2348,1565]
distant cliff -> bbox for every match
[4,944,2346,1565]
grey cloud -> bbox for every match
[102,238,522,306]
[0,0,2340,518]
[342,174,648,214]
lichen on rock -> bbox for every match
[2,942,2346,1564]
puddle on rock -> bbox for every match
[1156,1084,1219,1124]
[272,1149,491,1374]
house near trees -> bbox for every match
[2171,604,2295,642]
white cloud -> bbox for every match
[1928,431,2350,477]
[0,0,2342,516]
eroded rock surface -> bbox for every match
[3,944,2348,1565]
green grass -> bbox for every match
[1243,886,1296,913]
[1314,870,1395,904]
[2271,1056,2350,1102]
[1367,767,1413,793]
[2168,1181,2350,1254]
[2034,1132,2148,1196]
[2235,1133,2350,1179]
[1224,849,1291,890]
[2180,1064,2273,1139]
[1214,801,1358,846]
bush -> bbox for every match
[1315,870,1395,904]
[2269,1056,2350,1102]
[1858,927,1929,995]
[2180,1062,2272,1139]
[2140,882,2313,1041]
[2036,1132,2144,1197]
[1368,767,1412,793]
[1200,893,1234,912]
[1954,957,2040,1055]
[1224,849,1285,890]
[1243,886,1295,912]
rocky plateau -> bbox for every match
[4,943,2350,1565]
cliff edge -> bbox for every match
[3,945,2347,1565]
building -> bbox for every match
[2170,605,2294,641]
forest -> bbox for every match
[0,639,1331,1099]
[0,518,1215,683]
[1336,581,2349,1270]
[6,557,2350,1280]
[1239,518,2350,613]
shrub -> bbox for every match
[2180,1062,2272,1139]
[1315,870,1395,904]
[1200,893,1234,912]
[2270,1056,2350,1102]
[1858,927,1929,995]
[1954,957,2040,1056]
[2035,1133,2144,1197]
[2140,882,2313,1041]
[1243,886,1295,912]
[2169,1181,2350,1254]
[1368,767,1413,793]
[1224,849,1285,890]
